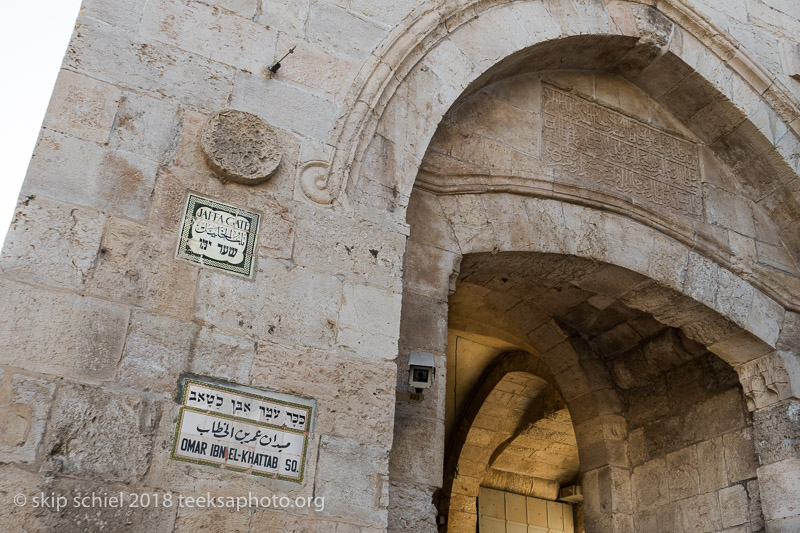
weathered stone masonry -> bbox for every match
[1,1,800,532]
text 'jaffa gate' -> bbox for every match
[2,0,800,532]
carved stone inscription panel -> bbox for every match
[541,85,702,216]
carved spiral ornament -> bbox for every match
[200,109,282,185]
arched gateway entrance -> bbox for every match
[297,0,800,531]
[435,250,765,532]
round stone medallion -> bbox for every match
[200,109,282,185]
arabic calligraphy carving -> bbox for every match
[541,85,702,217]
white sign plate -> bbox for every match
[175,194,260,279]
[171,380,313,482]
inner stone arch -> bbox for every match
[430,251,760,532]
[441,349,579,531]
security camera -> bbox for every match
[408,352,435,392]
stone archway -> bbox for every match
[441,250,772,532]
[396,184,797,531]
[305,1,800,531]
[440,350,576,531]
[299,2,800,287]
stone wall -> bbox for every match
[625,335,761,532]
[0,0,406,530]
[1,0,800,532]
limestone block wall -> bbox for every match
[0,0,410,530]
[0,0,799,532]
[625,337,761,532]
